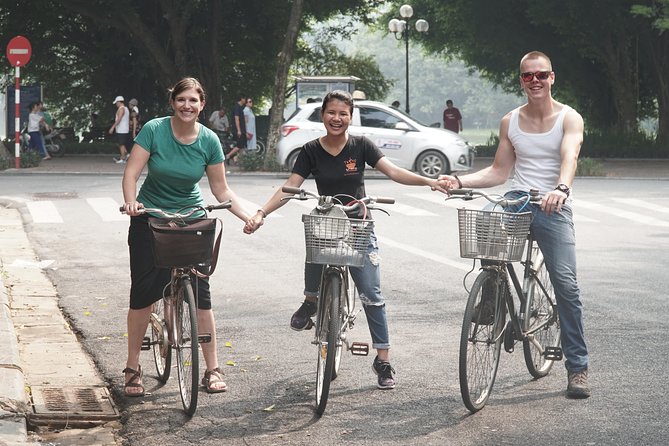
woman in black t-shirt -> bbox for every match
[246,90,446,389]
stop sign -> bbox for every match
[6,36,32,67]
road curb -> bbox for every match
[0,274,32,445]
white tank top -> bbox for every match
[116,106,130,134]
[509,105,571,198]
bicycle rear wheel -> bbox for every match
[459,269,507,412]
[151,298,172,383]
[175,277,199,416]
[315,272,341,416]
[523,247,561,378]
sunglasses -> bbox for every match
[520,71,552,82]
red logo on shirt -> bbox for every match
[344,158,357,173]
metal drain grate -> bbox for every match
[29,386,119,428]
[32,191,79,200]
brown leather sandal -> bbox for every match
[122,365,145,397]
[201,367,228,394]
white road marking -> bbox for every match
[611,198,669,215]
[377,235,472,271]
[26,201,63,223]
[576,199,669,227]
[86,198,128,221]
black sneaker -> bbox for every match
[290,300,316,331]
[567,369,591,399]
[372,356,396,390]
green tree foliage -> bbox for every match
[0,0,382,136]
[292,41,392,101]
[382,0,669,147]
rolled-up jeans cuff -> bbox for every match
[372,343,390,350]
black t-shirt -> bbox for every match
[232,103,246,134]
[292,135,384,201]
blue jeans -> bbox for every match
[28,131,48,157]
[304,232,390,350]
[505,191,589,372]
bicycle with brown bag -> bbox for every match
[120,201,230,416]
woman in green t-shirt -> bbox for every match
[120,78,252,396]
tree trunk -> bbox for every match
[264,0,304,170]
[207,0,222,109]
[650,32,669,148]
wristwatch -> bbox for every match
[555,183,571,197]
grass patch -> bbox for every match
[576,157,605,176]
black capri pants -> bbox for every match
[128,215,212,310]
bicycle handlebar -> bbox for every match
[118,200,232,217]
[281,186,395,211]
[448,188,541,207]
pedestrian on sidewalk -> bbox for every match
[109,96,130,163]
[120,77,254,396]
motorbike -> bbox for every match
[19,124,66,157]
[43,128,66,157]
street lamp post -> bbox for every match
[388,4,429,114]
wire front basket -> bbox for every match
[457,209,532,262]
[301,213,374,267]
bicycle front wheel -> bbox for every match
[459,269,507,413]
[332,276,352,380]
[151,298,172,383]
[523,248,561,378]
[175,277,199,416]
[315,272,341,416]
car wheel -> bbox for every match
[416,150,449,178]
[287,150,300,171]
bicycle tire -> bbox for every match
[175,277,199,416]
[459,269,507,412]
[332,275,352,380]
[315,272,341,416]
[523,246,561,378]
[254,139,266,156]
[151,298,172,383]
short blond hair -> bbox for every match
[520,51,552,71]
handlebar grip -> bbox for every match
[208,200,232,210]
[282,186,302,194]
[119,206,125,213]
[375,197,395,204]
[448,189,473,195]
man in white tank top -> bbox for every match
[109,95,130,163]
[440,51,590,399]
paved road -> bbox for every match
[1,172,668,445]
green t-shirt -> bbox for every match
[135,117,225,214]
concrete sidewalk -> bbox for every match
[0,206,120,445]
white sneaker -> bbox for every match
[114,157,126,164]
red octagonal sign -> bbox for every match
[6,36,32,67]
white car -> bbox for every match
[276,100,475,178]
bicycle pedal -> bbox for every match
[198,333,212,344]
[544,346,563,361]
[141,336,151,351]
[304,318,315,330]
[350,342,369,356]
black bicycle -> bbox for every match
[448,189,562,412]
[120,202,229,415]
[282,186,394,416]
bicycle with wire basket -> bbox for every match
[448,189,562,413]
[282,186,394,416]
[119,201,230,416]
